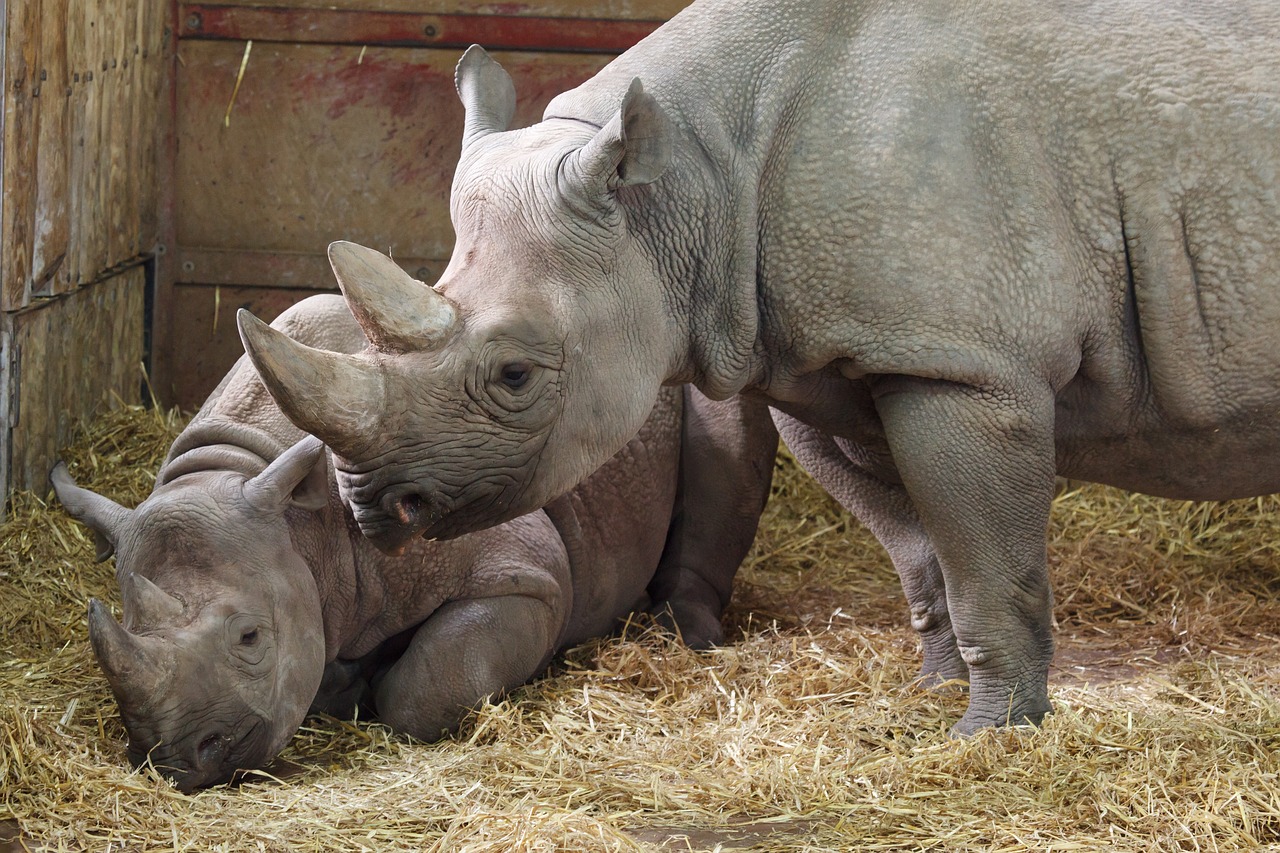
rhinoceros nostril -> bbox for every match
[196,733,224,766]
[395,494,423,525]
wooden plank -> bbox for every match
[65,0,86,287]
[105,0,131,269]
[1,0,41,310]
[137,0,165,247]
[82,4,108,283]
[180,5,663,53]
[180,0,691,20]
[32,0,73,295]
[6,267,146,494]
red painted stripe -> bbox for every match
[179,4,661,53]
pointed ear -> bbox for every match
[50,462,131,562]
[242,435,330,513]
[570,78,672,192]
[455,44,516,149]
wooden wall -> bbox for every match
[0,0,167,512]
[152,0,687,410]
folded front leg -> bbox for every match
[372,594,561,741]
[646,391,779,648]
[873,375,1057,734]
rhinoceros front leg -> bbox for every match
[771,410,967,686]
[874,375,1057,734]
[646,391,779,648]
[371,595,559,741]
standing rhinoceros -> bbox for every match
[237,0,1280,735]
[53,294,776,791]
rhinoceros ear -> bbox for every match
[237,309,385,458]
[456,44,516,149]
[50,462,131,562]
[243,435,330,514]
[571,77,672,192]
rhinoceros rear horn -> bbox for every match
[50,463,131,562]
[237,309,385,457]
[455,44,515,148]
[571,77,672,192]
[122,572,185,629]
[327,241,458,352]
[88,598,174,707]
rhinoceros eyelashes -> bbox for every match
[455,44,516,149]
[326,241,459,352]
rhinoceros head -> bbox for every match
[50,437,328,791]
[237,46,680,552]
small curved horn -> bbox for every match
[327,241,458,352]
[123,572,184,629]
[88,598,172,707]
[50,463,132,561]
[237,310,385,458]
[455,44,515,149]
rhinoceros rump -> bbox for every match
[55,295,776,790]
[241,0,1280,736]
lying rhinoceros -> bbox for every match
[52,294,777,791]
[238,0,1280,736]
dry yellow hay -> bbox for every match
[3,404,1280,850]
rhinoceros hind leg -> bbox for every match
[772,410,969,687]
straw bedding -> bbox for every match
[3,404,1280,850]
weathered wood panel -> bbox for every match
[1,0,167,511]
[2,0,165,309]
[1,0,40,311]
[175,42,611,256]
[32,0,72,296]
[4,267,146,494]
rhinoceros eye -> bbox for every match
[499,363,530,390]
[239,628,260,647]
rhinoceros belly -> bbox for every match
[1054,400,1280,501]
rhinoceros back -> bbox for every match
[159,295,368,484]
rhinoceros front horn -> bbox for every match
[327,241,458,352]
[88,598,174,709]
[237,309,384,457]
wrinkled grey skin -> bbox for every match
[53,295,776,791]
[240,1,1280,734]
